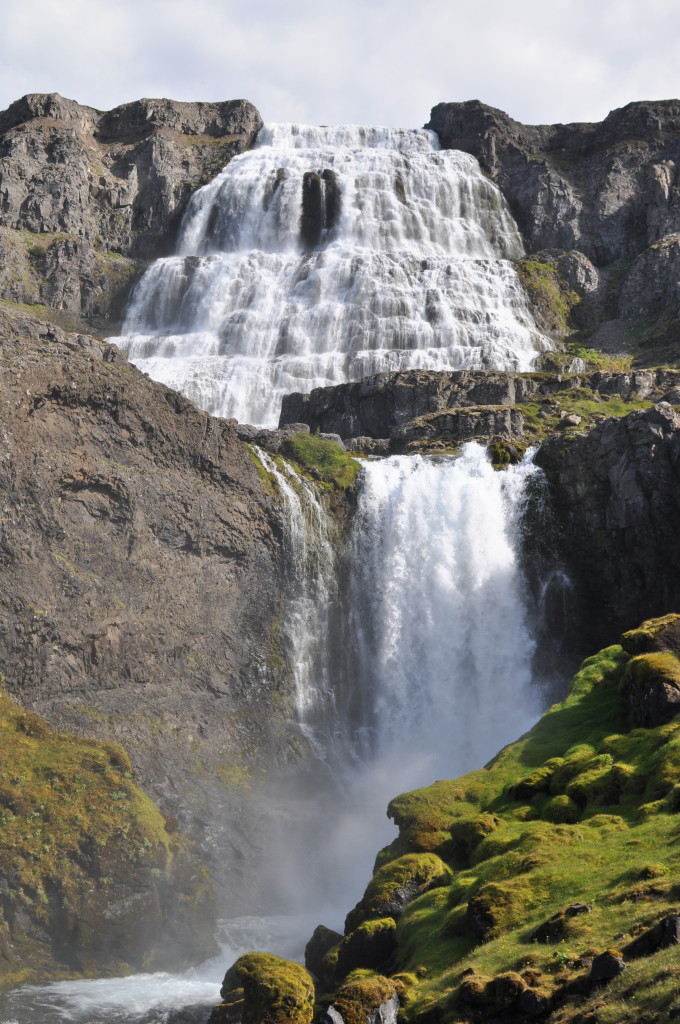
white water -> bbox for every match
[252,448,337,752]
[114,123,548,426]
[0,916,308,1024]
[345,443,541,779]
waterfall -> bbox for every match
[252,448,337,753]
[0,445,550,1024]
[113,124,549,427]
[341,442,541,786]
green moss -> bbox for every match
[515,259,580,337]
[621,614,680,655]
[330,973,396,1024]
[280,433,359,490]
[345,853,453,932]
[216,952,314,1024]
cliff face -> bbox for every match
[428,100,680,364]
[0,303,302,912]
[0,93,262,331]
[536,404,680,649]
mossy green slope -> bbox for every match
[0,684,215,985]
[280,432,359,490]
[320,625,680,1024]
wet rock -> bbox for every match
[536,404,680,648]
[623,914,680,958]
[305,924,343,979]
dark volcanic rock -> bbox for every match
[427,99,680,362]
[623,914,680,958]
[536,403,680,648]
[0,92,262,329]
[0,307,296,911]
[427,99,680,266]
[589,950,626,982]
[280,368,680,442]
[305,924,343,979]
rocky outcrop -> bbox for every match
[0,92,262,330]
[0,305,302,913]
[427,100,680,363]
[536,404,680,648]
[279,367,680,445]
[427,99,680,265]
[0,686,216,984]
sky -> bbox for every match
[1,0,680,128]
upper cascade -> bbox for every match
[115,123,549,426]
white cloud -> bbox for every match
[1,0,679,127]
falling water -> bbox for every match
[114,124,548,426]
[252,448,337,752]
[342,442,541,783]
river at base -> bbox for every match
[0,915,315,1024]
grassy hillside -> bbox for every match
[310,616,680,1024]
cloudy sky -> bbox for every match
[1,0,679,127]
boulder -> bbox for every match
[623,914,680,959]
[210,953,314,1024]
[336,918,397,975]
[589,950,626,982]
[305,924,343,979]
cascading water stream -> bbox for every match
[252,448,337,755]
[344,444,541,779]
[113,124,549,426]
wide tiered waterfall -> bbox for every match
[114,124,548,426]
[0,127,557,1024]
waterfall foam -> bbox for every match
[114,124,549,426]
[343,442,541,784]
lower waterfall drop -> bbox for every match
[342,442,542,788]
[0,445,549,1024]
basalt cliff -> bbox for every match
[1,90,680,1021]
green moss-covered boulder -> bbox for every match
[345,852,452,933]
[620,614,680,655]
[304,923,343,981]
[210,953,315,1024]
[337,918,397,976]
[619,650,680,728]
[325,972,398,1024]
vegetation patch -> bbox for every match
[280,432,359,489]
[0,681,212,983]
[515,259,580,337]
